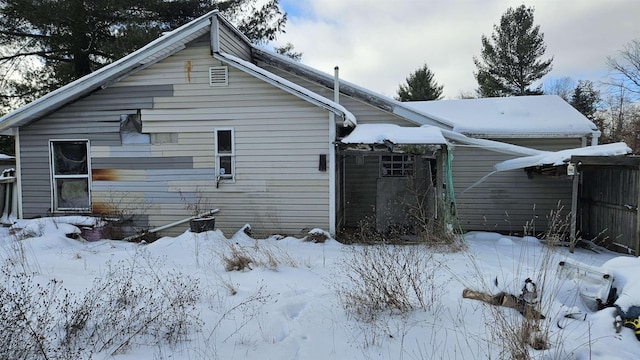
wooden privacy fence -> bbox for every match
[573,155,640,255]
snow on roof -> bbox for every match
[406,95,599,137]
[494,142,632,172]
[340,124,447,145]
[215,53,356,127]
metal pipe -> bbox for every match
[123,208,220,242]
[329,66,339,235]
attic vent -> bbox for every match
[209,66,228,86]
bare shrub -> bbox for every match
[93,191,152,240]
[335,244,444,324]
[79,255,202,353]
[191,284,271,358]
[222,244,254,271]
[0,267,80,360]
[403,176,459,246]
[0,254,202,359]
[220,240,297,272]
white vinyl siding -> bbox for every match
[451,138,582,233]
[110,42,332,235]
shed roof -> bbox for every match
[494,142,631,172]
[340,124,447,145]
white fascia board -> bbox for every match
[215,52,357,127]
[457,131,599,139]
[0,11,219,131]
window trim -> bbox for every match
[214,128,235,183]
[49,139,92,212]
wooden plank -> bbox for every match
[573,155,640,167]
[570,172,579,252]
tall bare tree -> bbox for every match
[607,39,640,99]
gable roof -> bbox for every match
[0,11,599,146]
[0,11,354,132]
[252,48,451,129]
[0,11,215,132]
[405,95,600,138]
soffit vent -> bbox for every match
[209,66,228,86]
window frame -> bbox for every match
[214,128,235,183]
[380,154,415,178]
[49,139,92,212]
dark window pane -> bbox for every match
[217,130,232,153]
[56,178,89,209]
[54,142,87,175]
[219,156,232,177]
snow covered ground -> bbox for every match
[2,217,640,359]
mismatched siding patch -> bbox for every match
[92,156,194,170]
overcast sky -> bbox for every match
[274,0,640,99]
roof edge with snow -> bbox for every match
[494,142,632,172]
[215,53,356,127]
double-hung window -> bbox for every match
[215,129,235,182]
[50,140,91,211]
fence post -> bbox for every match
[569,169,580,253]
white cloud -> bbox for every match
[277,0,640,98]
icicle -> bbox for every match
[461,170,497,194]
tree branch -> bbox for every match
[0,30,50,39]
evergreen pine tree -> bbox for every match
[569,80,601,121]
[396,64,444,101]
[473,5,553,97]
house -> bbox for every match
[0,11,603,239]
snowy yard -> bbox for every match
[1,217,640,359]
